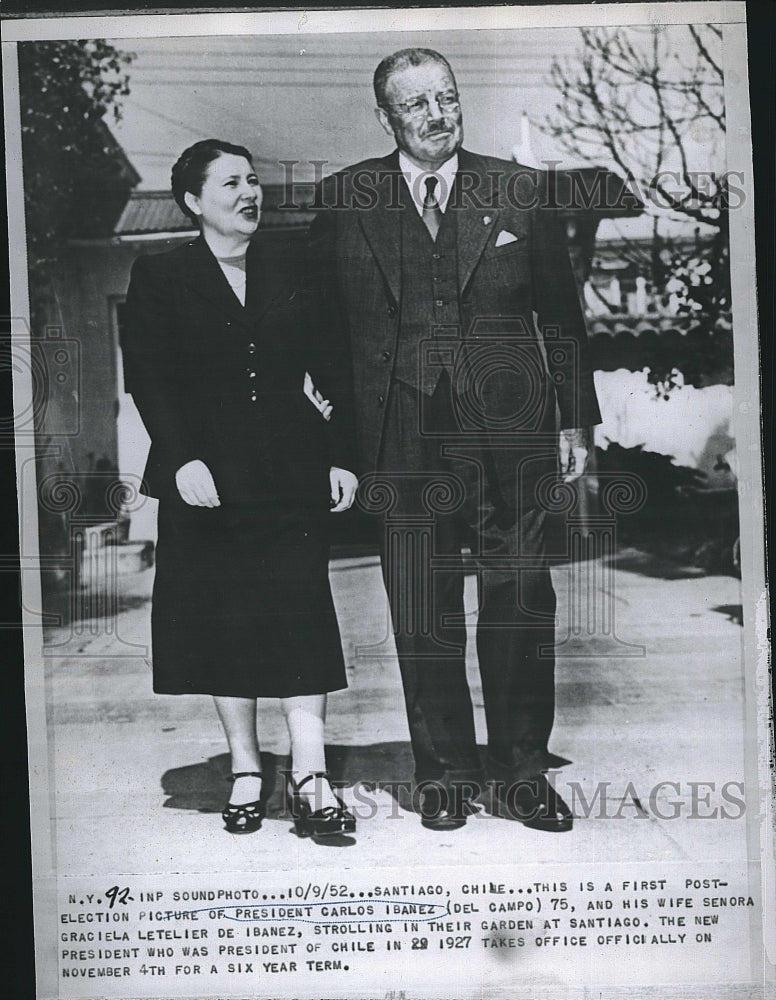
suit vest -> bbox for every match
[393,198,461,395]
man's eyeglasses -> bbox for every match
[382,92,460,120]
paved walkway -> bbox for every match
[41,551,747,875]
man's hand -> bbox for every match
[304,371,333,422]
[175,459,221,507]
[559,427,592,483]
[329,467,358,512]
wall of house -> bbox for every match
[35,240,177,546]
[80,239,183,540]
[37,252,119,475]
[34,247,128,530]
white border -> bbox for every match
[0,2,748,43]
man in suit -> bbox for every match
[309,48,601,831]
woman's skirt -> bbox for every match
[150,499,347,698]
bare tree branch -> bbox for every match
[689,24,724,80]
[537,23,730,318]
[540,24,725,232]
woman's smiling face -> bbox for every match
[184,152,262,239]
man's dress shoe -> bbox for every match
[417,783,478,831]
[491,772,573,832]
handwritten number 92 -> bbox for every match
[106,886,134,908]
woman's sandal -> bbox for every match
[222,771,265,834]
[288,771,356,838]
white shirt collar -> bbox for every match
[398,151,459,215]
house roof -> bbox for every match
[588,313,732,338]
[114,191,191,235]
[587,312,733,390]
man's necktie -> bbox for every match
[422,175,443,241]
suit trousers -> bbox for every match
[375,373,558,788]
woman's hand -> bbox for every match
[304,371,333,422]
[175,459,221,507]
[329,467,358,512]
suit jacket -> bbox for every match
[307,148,602,504]
[122,234,356,505]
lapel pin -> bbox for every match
[483,216,492,225]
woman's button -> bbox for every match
[248,342,256,354]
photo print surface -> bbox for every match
[2,4,772,998]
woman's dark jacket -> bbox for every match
[122,234,356,506]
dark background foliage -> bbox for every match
[18,39,133,273]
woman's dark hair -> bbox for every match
[171,139,254,222]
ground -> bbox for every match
[37,550,750,874]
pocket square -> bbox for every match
[495,230,520,247]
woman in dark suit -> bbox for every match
[123,140,358,838]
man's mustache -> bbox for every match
[423,122,456,136]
